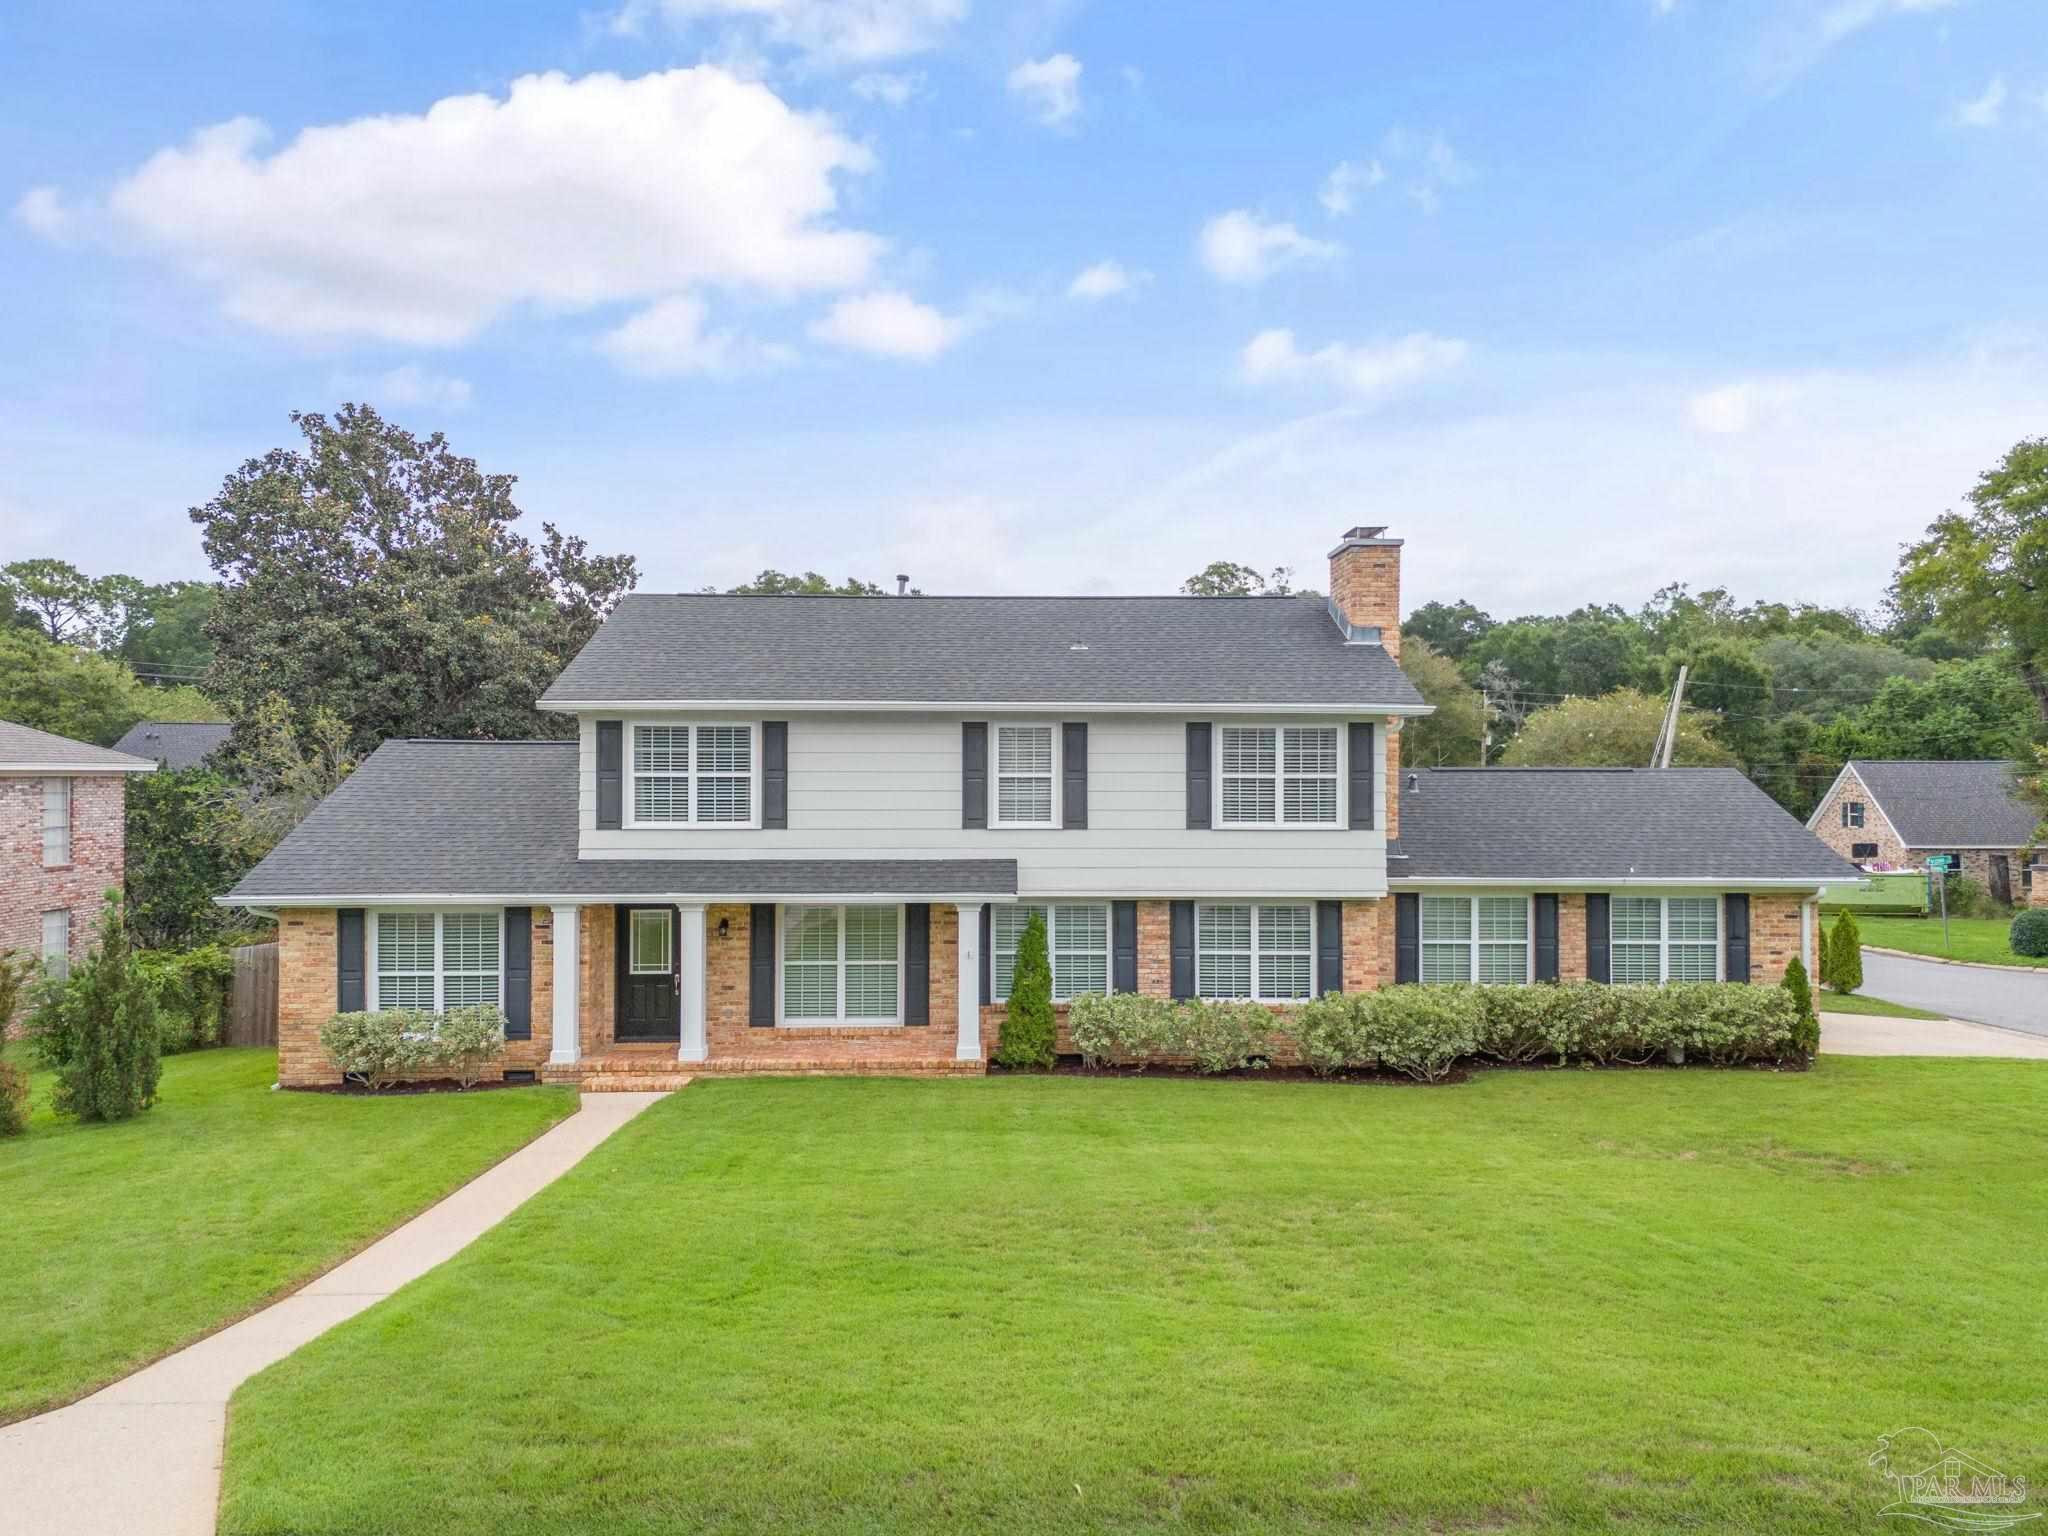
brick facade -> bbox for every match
[1326,528,1405,841]
[1,773,127,1022]
[1809,766,2031,900]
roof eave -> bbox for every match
[537,696,1435,716]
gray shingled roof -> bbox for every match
[1390,767,1858,883]
[112,721,233,771]
[0,718,156,773]
[224,740,1017,902]
[539,593,1427,710]
[1846,759,2040,849]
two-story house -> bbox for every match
[228,527,1855,1088]
[1,721,156,1010]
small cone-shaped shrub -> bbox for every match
[30,895,161,1122]
[995,909,1056,1069]
[1779,955,1819,1057]
[1827,910,1863,996]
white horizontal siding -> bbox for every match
[576,712,1391,899]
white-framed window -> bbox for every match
[42,777,71,866]
[993,724,1057,827]
[629,722,757,827]
[1217,725,1340,826]
[41,909,70,980]
[1610,896,1719,984]
[1196,902,1316,1002]
[779,904,902,1025]
[1841,801,1865,829]
[371,910,503,1012]
[1421,894,1530,984]
[992,902,1111,1002]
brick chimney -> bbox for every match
[1328,525,1405,838]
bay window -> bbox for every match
[780,904,901,1024]
[1196,902,1316,1002]
[1218,726,1340,826]
[1420,895,1530,984]
[1611,896,1718,984]
[630,723,755,826]
[372,910,501,1012]
[992,902,1110,1002]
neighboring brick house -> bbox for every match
[1,721,156,1006]
[1806,760,2042,904]
[225,525,1854,1089]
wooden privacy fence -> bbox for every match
[227,941,279,1047]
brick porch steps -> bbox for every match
[565,1043,983,1088]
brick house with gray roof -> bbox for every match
[225,526,1855,1089]
[1806,759,2042,903]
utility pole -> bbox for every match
[1650,664,1689,768]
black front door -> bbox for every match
[616,905,680,1042]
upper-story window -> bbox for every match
[631,723,755,826]
[42,777,71,866]
[1841,801,1864,829]
[993,724,1056,827]
[1218,725,1339,826]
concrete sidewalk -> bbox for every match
[0,1089,670,1536]
[1820,1011,2048,1059]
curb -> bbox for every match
[1862,945,2048,976]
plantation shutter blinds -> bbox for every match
[748,904,776,1026]
[1316,900,1344,994]
[903,904,930,1025]
[762,721,788,830]
[1724,894,1751,983]
[1061,722,1088,829]
[961,722,988,829]
[1185,723,1212,829]
[336,908,367,1013]
[1585,894,1611,984]
[1533,895,1560,983]
[1111,901,1138,994]
[595,721,623,829]
[503,908,533,1039]
[1347,723,1375,830]
[1394,893,1419,984]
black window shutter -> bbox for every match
[596,721,624,829]
[1062,722,1088,829]
[1394,893,1419,984]
[1724,894,1751,983]
[1348,722,1376,830]
[1316,900,1344,995]
[503,907,532,1039]
[1586,894,1611,984]
[336,908,366,1012]
[979,904,993,1006]
[1185,723,1211,829]
[903,904,930,1024]
[1111,901,1138,994]
[749,904,776,1026]
[1533,895,1559,983]
[762,721,788,829]
[961,722,988,829]
[1169,900,1195,999]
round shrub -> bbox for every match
[2011,908,2048,958]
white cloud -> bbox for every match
[87,69,882,347]
[1380,128,1472,214]
[608,0,964,65]
[1818,0,1960,46]
[1317,158,1385,216]
[1007,53,1082,127]
[1066,260,1147,300]
[356,364,474,409]
[1196,210,1340,285]
[850,70,923,106]
[13,185,83,242]
[599,294,795,376]
[810,289,967,360]
[1240,329,1469,401]
[1953,75,2006,127]
[1652,0,1679,13]
[1756,0,1962,88]
[1684,379,1799,434]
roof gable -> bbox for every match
[111,721,233,771]
[1842,760,2039,849]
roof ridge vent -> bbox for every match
[1325,593,1383,646]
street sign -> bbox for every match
[1925,854,1958,873]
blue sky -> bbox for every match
[4,0,2044,615]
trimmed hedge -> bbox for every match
[2011,908,2048,959]
[318,1007,507,1091]
[1070,982,1806,1082]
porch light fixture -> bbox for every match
[717,916,730,941]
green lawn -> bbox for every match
[1813,989,1949,1020]
[1,1047,574,1423]
[223,1067,2048,1535]
[1857,914,2048,967]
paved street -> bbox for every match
[1861,948,2048,1038]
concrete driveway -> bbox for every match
[1861,947,2048,1037]
[1822,1011,2048,1059]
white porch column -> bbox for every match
[954,903,984,1061]
[549,904,581,1065]
[1801,898,1816,976]
[677,902,708,1063]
